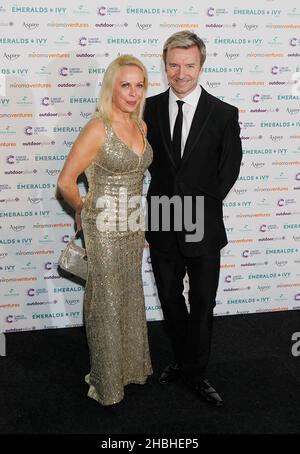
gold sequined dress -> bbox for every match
[81,119,153,406]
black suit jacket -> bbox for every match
[144,86,242,257]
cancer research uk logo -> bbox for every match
[207,7,229,17]
[97,6,121,16]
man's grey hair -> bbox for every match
[163,30,206,67]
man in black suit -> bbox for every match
[144,31,242,406]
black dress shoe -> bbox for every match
[184,378,224,407]
[158,362,181,384]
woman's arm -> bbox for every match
[57,118,104,217]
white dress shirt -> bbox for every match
[169,84,202,157]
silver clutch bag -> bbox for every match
[58,238,87,281]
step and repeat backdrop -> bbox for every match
[0,0,300,332]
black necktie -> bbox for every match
[172,100,184,168]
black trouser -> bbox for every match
[150,245,220,382]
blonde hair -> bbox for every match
[95,55,148,122]
[163,31,206,68]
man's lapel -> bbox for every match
[180,87,215,168]
[157,89,177,169]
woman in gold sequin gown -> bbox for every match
[57,56,153,405]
